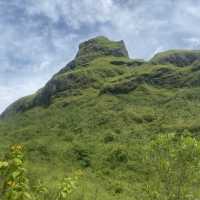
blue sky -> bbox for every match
[0,0,200,112]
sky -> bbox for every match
[0,0,200,113]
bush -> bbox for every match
[0,145,82,200]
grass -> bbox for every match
[2,42,200,199]
[93,36,123,49]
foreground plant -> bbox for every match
[56,171,83,200]
[0,145,82,200]
[0,144,32,200]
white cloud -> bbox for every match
[25,0,115,29]
[183,37,200,49]
[0,0,200,113]
[0,77,45,112]
[19,0,200,59]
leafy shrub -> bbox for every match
[0,144,33,200]
[0,145,82,200]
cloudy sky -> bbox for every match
[0,0,200,112]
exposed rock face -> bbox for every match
[151,50,200,67]
[101,68,184,94]
[57,36,129,74]
[35,37,129,106]
[75,36,129,65]
[33,72,95,106]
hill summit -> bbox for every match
[75,36,129,65]
[58,36,129,73]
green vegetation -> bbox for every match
[90,36,123,49]
[151,49,200,67]
[1,36,200,199]
[0,145,82,200]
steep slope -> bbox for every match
[1,37,200,199]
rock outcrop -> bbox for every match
[57,36,129,74]
[151,50,200,67]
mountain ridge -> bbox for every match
[2,36,200,119]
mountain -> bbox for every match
[1,36,129,118]
[1,36,200,199]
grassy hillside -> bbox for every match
[1,36,200,199]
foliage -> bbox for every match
[0,144,32,200]
[136,134,200,200]
[56,171,83,200]
[0,145,82,200]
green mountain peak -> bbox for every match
[63,36,129,68]
[59,36,129,72]
[76,36,129,63]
